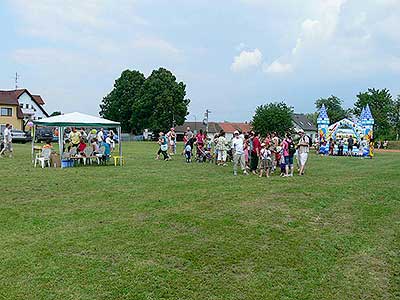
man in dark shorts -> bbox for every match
[347,136,354,156]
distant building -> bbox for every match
[174,121,252,141]
[0,89,49,132]
[217,122,252,140]
[292,113,317,140]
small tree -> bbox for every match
[252,102,293,136]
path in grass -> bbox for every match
[0,142,399,300]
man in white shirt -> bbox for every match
[0,124,13,158]
[231,130,248,176]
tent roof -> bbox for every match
[33,112,120,127]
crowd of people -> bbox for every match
[156,126,311,177]
[62,127,117,158]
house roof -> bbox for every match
[292,114,317,131]
[175,122,220,133]
[0,89,49,117]
[0,90,20,105]
[32,95,45,105]
[175,122,252,134]
[218,122,252,133]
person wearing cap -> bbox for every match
[231,130,248,176]
[297,129,310,175]
[259,142,272,178]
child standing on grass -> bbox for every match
[277,146,286,177]
[184,142,192,163]
[259,143,272,178]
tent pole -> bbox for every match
[118,126,122,166]
[59,127,64,168]
[31,125,36,163]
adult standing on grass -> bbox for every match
[297,129,310,176]
[250,132,261,175]
[0,124,13,158]
[347,136,354,156]
[167,128,176,155]
[231,130,248,176]
[282,133,295,177]
[216,131,227,166]
[156,132,169,161]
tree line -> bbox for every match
[100,68,190,134]
[100,68,399,140]
[253,88,400,140]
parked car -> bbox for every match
[35,127,58,143]
[11,130,32,143]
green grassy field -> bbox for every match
[0,142,399,300]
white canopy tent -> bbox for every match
[32,112,122,166]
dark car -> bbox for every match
[36,128,58,143]
[11,130,32,144]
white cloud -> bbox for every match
[231,48,263,72]
[263,60,293,74]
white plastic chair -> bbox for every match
[96,146,105,164]
[34,148,52,168]
[83,147,93,165]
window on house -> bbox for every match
[1,108,12,116]
[25,104,29,109]
[19,103,23,108]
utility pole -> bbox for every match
[203,109,211,132]
[15,72,20,89]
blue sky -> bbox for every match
[1,0,399,122]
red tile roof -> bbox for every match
[32,95,45,105]
[218,122,252,133]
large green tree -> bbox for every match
[100,70,145,132]
[390,95,400,140]
[353,88,394,139]
[131,68,190,134]
[252,102,293,136]
[315,95,348,124]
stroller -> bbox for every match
[196,144,214,163]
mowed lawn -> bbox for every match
[0,142,399,300]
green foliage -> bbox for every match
[1,143,400,299]
[100,68,189,134]
[315,95,348,123]
[100,70,145,133]
[50,111,62,117]
[390,96,400,140]
[252,102,293,135]
[354,88,394,139]
[131,68,190,134]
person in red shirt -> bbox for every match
[250,132,261,174]
[77,138,87,155]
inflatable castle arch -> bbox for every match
[317,104,374,156]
